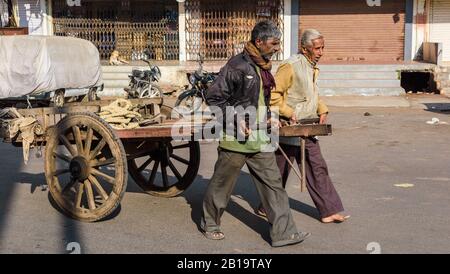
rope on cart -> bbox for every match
[0,108,42,164]
[98,99,143,129]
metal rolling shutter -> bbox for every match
[430,0,450,62]
[299,0,405,63]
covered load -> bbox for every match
[0,35,103,98]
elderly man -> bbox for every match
[259,29,349,223]
[201,21,310,247]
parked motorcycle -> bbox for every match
[175,55,217,115]
[125,49,163,99]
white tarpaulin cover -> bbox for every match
[0,35,103,98]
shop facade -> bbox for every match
[48,0,285,62]
[8,0,450,64]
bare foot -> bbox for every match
[321,214,350,223]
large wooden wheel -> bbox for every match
[127,140,200,197]
[45,112,127,222]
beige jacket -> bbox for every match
[271,54,328,120]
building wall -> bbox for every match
[404,0,414,60]
[283,0,292,58]
[411,0,450,63]
[429,0,450,61]
[412,0,430,60]
[290,0,299,55]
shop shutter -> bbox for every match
[299,0,406,63]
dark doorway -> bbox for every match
[401,71,438,94]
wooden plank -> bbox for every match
[64,98,163,108]
[116,120,206,139]
[118,122,331,139]
[116,126,189,139]
[17,106,100,116]
[279,124,332,137]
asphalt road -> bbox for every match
[0,102,449,254]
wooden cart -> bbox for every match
[0,98,202,222]
[0,98,332,222]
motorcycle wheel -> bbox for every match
[140,84,163,98]
[53,89,65,107]
[174,90,203,116]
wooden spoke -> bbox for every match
[53,169,69,177]
[84,127,94,157]
[88,175,109,201]
[127,150,153,160]
[90,168,116,185]
[137,157,153,173]
[59,134,77,156]
[84,179,96,210]
[172,143,191,150]
[171,154,190,165]
[90,157,116,167]
[168,160,182,181]
[75,183,84,209]
[54,152,72,163]
[53,177,62,193]
[62,178,77,194]
[148,160,159,185]
[72,126,84,155]
[161,165,169,188]
[89,138,106,160]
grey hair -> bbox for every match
[251,20,282,43]
[301,29,323,47]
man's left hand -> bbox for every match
[319,113,328,124]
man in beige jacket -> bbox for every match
[258,29,349,223]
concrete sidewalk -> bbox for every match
[321,94,450,110]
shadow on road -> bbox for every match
[0,145,21,248]
[0,143,319,251]
[182,171,320,245]
[423,103,450,114]
[16,172,85,253]
[0,143,83,253]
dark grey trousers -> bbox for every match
[201,147,299,243]
[276,138,344,218]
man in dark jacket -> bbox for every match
[200,21,310,247]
